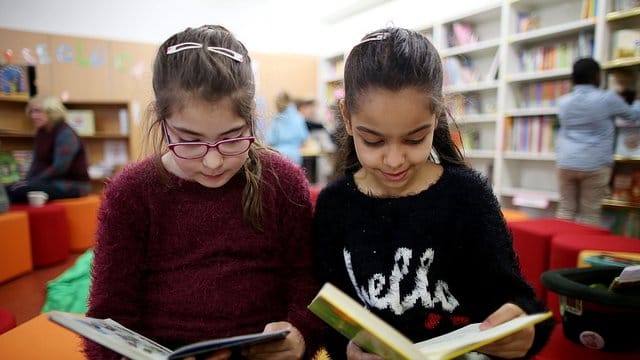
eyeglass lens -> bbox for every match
[172,139,252,158]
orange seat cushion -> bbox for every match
[53,195,101,252]
[0,211,32,283]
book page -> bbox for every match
[415,312,552,359]
[48,311,171,360]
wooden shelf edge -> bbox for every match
[0,93,29,102]
[603,57,640,70]
[606,7,640,22]
[602,198,640,210]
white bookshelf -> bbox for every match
[319,0,626,214]
[436,3,503,181]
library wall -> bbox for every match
[0,28,319,161]
[251,52,319,125]
[0,28,157,161]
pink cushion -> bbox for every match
[0,307,16,335]
[508,218,609,301]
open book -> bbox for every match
[308,283,552,360]
[47,311,289,360]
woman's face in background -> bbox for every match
[29,107,49,129]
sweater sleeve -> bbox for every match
[458,171,554,356]
[83,164,150,359]
[269,157,328,358]
[311,180,354,358]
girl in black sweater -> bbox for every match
[312,27,553,360]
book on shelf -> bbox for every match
[485,51,500,81]
[449,22,478,47]
[308,283,552,360]
[515,11,540,33]
[612,0,640,12]
[0,64,34,98]
[611,29,640,60]
[47,311,290,360]
[615,125,640,158]
[584,253,640,268]
[581,0,598,19]
[66,110,96,136]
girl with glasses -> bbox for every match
[86,25,323,360]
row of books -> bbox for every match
[503,116,559,154]
[449,93,496,116]
[443,57,479,86]
[11,150,32,179]
[605,210,640,239]
[451,129,482,151]
[517,80,571,108]
[580,0,599,19]
[517,32,594,73]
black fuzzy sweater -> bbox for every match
[312,165,553,359]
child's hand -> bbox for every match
[476,303,535,359]
[202,349,232,360]
[346,341,383,360]
[241,321,305,360]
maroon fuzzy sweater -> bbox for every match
[85,151,324,359]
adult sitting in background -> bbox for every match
[266,91,308,165]
[7,95,91,203]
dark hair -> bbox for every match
[334,27,465,175]
[619,89,636,105]
[572,57,600,85]
[148,24,267,231]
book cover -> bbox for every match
[47,311,289,360]
[66,110,96,136]
[615,126,640,158]
[308,283,552,360]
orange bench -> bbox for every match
[0,211,32,283]
[0,313,85,359]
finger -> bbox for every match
[346,341,384,360]
[203,349,232,360]
[263,321,292,333]
[480,303,524,330]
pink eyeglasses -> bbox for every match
[163,122,255,159]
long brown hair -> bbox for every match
[146,25,267,232]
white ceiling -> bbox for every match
[0,0,496,55]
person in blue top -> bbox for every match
[266,91,309,165]
[556,57,640,226]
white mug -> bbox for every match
[27,191,49,207]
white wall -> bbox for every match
[0,0,498,55]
